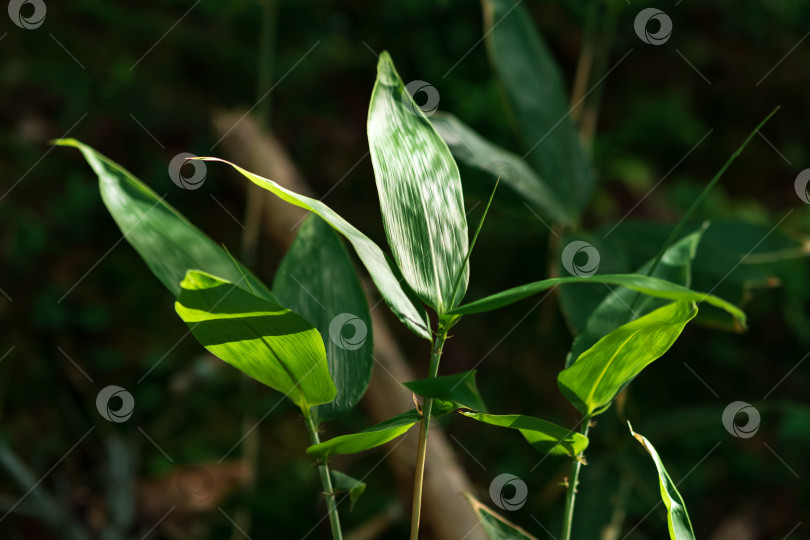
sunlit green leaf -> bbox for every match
[307,409,422,460]
[483,0,592,218]
[175,270,336,411]
[330,471,366,510]
[55,138,274,300]
[403,371,487,413]
[460,412,588,457]
[368,52,469,312]
[463,494,538,540]
[558,302,697,415]
[273,215,372,423]
[431,112,569,224]
[195,157,431,340]
[628,422,695,540]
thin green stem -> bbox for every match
[304,410,343,540]
[561,419,591,540]
[409,324,450,540]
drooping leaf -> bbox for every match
[54,139,274,300]
[459,412,588,457]
[446,274,745,328]
[567,228,706,366]
[367,52,469,312]
[195,157,431,340]
[175,270,336,411]
[558,302,697,415]
[403,371,487,413]
[330,471,366,510]
[463,494,539,540]
[273,215,373,424]
[431,112,569,224]
[307,409,422,460]
[628,422,696,540]
[483,0,592,218]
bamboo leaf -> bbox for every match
[307,410,422,460]
[330,471,366,510]
[175,270,336,411]
[194,157,431,340]
[54,139,274,300]
[403,371,487,413]
[558,302,697,415]
[628,422,696,540]
[368,52,469,312]
[463,494,539,540]
[273,215,373,423]
[459,412,588,457]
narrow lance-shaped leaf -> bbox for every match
[273,215,373,424]
[558,302,697,415]
[175,271,336,411]
[483,0,592,218]
[445,273,745,328]
[403,370,487,413]
[368,52,470,312]
[195,157,431,340]
[463,494,539,540]
[628,422,696,540]
[330,471,366,510]
[307,410,422,460]
[431,112,570,225]
[54,139,274,300]
[567,227,706,366]
[459,412,588,458]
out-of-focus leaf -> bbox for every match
[567,228,705,366]
[273,215,372,424]
[195,157,431,340]
[463,494,539,540]
[403,371,487,412]
[628,422,695,540]
[459,412,588,457]
[307,410,422,460]
[367,52,469,312]
[558,302,697,415]
[330,471,366,510]
[175,271,335,411]
[446,274,745,327]
[54,139,273,300]
[483,0,592,218]
[431,112,569,224]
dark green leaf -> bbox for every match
[307,409,422,460]
[368,52,469,312]
[459,412,588,457]
[431,112,569,224]
[483,0,592,218]
[195,157,431,340]
[403,371,487,412]
[463,494,538,540]
[175,270,335,411]
[55,139,273,300]
[273,215,373,423]
[330,471,366,510]
[558,302,697,415]
[628,422,695,540]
